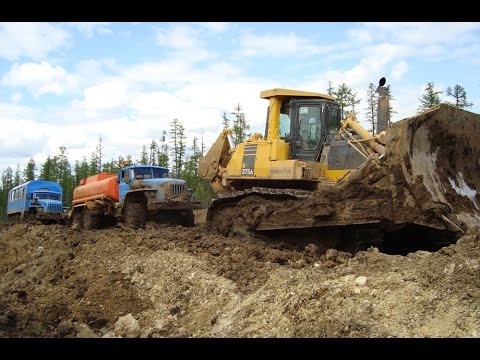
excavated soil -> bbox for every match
[1,209,479,338]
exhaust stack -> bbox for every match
[376,77,390,133]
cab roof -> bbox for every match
[260,88,335,101]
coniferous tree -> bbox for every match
[177,123,187,177]
[386,85,396,124]
[170,118,186,178]
[157,131,169,168]
[327,81,334,96]
[365,83,378,134]
[74,157,90,185]
[96,134,104,172]
[139,145,148,165]
[24,158,37,182]
[149,140,158,166]
[182,136,214,207]
[334,83,360,118]
[231,103,250,147]
[54,146,73,205]
[418,82,442,113]
[40,156,55,180]
[446,84,473,109]
[14,165,21,187]
[222,111,230,128]
[1,167,14,221]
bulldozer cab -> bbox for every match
[278,98,341,161]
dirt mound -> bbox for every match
[1,209,479,338]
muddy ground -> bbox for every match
[0,209,479,338]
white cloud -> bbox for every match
[155,24,210,62]
[391,60,408,81]
[83,79,129,116]
[362,22,480,46]
[65,22,112,37]
[124,60,196,87]
[0,103,45,170]
[0,22,70,60]
[2,62,80,98]
[10,92,22,103]
[194,22,230,33]
[351,22,480,63]
[347,27,373,44]
[239,32,332,57]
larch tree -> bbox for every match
[14,165,21,187]
[446,84,473,109]
[1,167,14,221]
[231,103,250,147]
[149,139,158,166]
[40,156,55,180]
[24,158,37,182]
[418,82,442,113]
[365,83,378,135]
[96,134,104,172]
[170,118,186,178]
[327,81,334,96]
[157,130,169,168]
[334,83,360,119]
[55,146,73,206]
[222,111,230,128]
[386,85,396,125]
[139,145,149,165]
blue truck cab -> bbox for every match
[117,165,199,228]
[7,180,65,223]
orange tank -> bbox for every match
[72,172,119,205]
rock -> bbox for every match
[208,247,221,256]
[102,331,121,338]
[354,276,368,286]
[75,323,98,338]
[443,263,455,275]
[114,313,141,338]
[55,320,75,337]
[304,243,318,255]
[325,249,338,261]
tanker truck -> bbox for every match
[70,164,200,229]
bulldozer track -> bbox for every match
[217,186,313,199]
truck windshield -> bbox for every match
[133,167,169,179]
[34,193,61,201]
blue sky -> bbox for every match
[1,22,479,176]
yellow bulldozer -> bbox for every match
[199,79,480,251]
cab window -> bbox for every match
[298,106,321,150]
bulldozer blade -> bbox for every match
[256,104,480,234]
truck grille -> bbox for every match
[47,203,63,213]
[171,184,185,196]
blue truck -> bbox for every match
[70,165,200,229]
[7,180,66,223]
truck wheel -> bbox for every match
[125,202,146,229]
[72,211,83,230]
[27,213,36,222]
[83,209,101,230]
[179,209,195,227]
